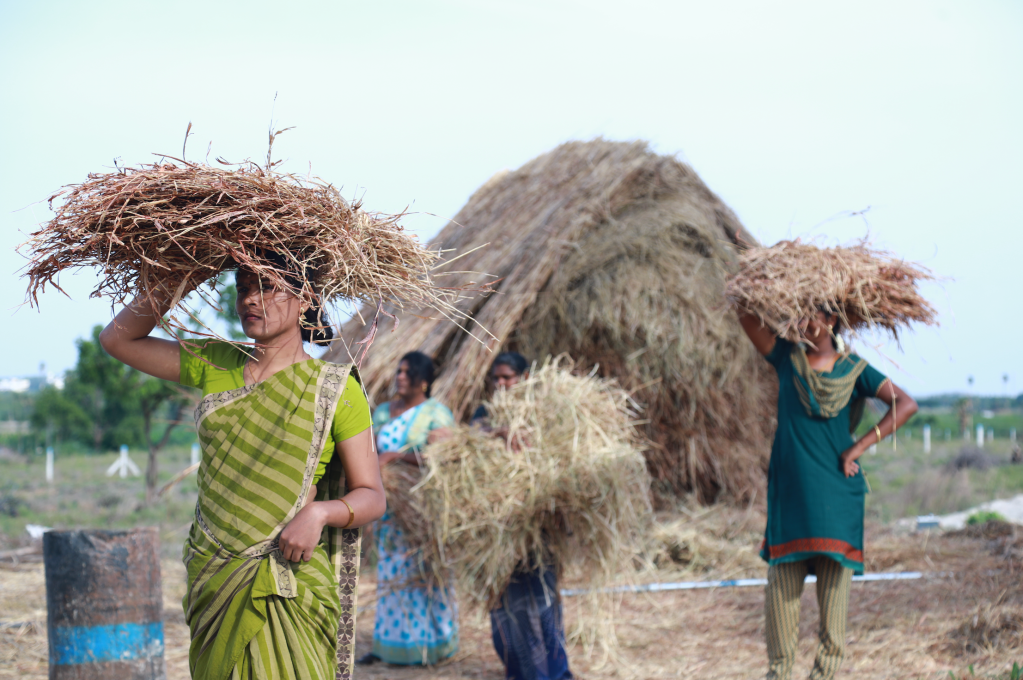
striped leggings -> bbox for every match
[764,557,852,680]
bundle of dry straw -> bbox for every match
[726,239,938,343]
[330,140,777,504]
[384,357,652,624]
[21,141,455,340]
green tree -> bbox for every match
[59,326,144,451]
[29,326,141,451]
[29,385,89,447]
[139,379,194,505]
[30,325,199,505]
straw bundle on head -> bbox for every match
[21,145,456,341]
[329,139,776,503]
[726,239,938,343]
[384,357,651,612]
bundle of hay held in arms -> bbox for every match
[726,239,938,344]
[383,356,652,653]
[20,131,460,344]
[328,139,777,504]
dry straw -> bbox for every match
[383,356,652,656]
[726,238,938,344]
[20,130,461,345]
[329,139,777,504]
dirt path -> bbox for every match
[3,526,1020,679]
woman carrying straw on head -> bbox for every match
[99,253,386,680]
[472,352,573,680]
[357,351,459,666]
[738,310,917,680]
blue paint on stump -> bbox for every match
[49,621,164,666]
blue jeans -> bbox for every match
[490,567,572,680]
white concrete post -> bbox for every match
[45,446,54,483]
[923,424,931,454]
[190,442,200,468]
[987,428,994,442]
[106,444,141,478]
[976,424,985,448]
[1012,428,1017,444]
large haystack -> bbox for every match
[327,140,776,502]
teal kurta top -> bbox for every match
[761,338,889,573]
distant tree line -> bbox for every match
[915,393,1023,410]
[30,326,196,452]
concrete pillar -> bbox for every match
[977,424,985,448]
[46,446,54,483]
[923,424,931,454]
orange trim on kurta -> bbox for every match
[765,537,863,563]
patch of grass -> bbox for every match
[968,510,1008,525]
[0,446,198,557]
[861,437,1023,522]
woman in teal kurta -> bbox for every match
[760,335,887,571]
[738,310,917,680]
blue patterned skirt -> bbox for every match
[372,511,458,664]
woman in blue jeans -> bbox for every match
[472,352,572,680]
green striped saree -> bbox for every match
[182,360,361,680]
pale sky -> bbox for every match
[1,0,1020,397]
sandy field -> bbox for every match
[3,512,1021,680]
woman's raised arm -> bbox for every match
[98,293,181,382]
[737,310,777,356]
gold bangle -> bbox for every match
[340,498,355,529]
[874,425,882,443]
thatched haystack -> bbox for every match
[327,140,776,503]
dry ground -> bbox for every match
[3,517,1021,680]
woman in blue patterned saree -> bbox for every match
[357,351,459,666]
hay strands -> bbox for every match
[19,134,480,348]
[384,356,653,657]
[726,238,939,344]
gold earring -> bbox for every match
[422,383,428,393]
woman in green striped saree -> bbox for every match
[99,260,387,680]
